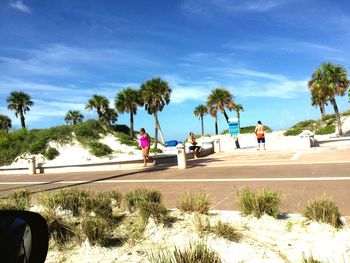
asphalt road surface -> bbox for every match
[1,150,350,215]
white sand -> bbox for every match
[44,210,350,263]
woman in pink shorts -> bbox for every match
[139,128,151,166]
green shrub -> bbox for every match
[284,119,317,136]
[315,124,336,135]
[284,128,303,136]
[124,188,162,212]
[303,196,342,228]
[88,141,112,157]
[81,216,112,246]
[0,125,71,165]
[222,125,272,134]
[28,137,49,154]
[111,124,130,135]
[148,241,222,263]
[177,192,211,214]
[241,125,272,134]
[44,147,60,160]
[238,188,281,218]
[322,114,335,121]
[342,110,350,116]
[150,148,163,154]
[74,120,105,141]
[48,125,73,144]
[40,188,93,217]
[115,132,139,147]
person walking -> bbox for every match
[139,128,151,166]
[255,121,266,150]
[188,132,202,158]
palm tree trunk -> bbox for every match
[19,110,26,129]
[157,119,166,145]
[331,98,343,136]
[200,115,204,137]
[130,112,134,140]
[223,109,241,148]
[214,115,218,135]
[319,102,325,120]
[97,108,102,121]
[154,113,158,149]
[223,110,229,123]
[235,110,241,149]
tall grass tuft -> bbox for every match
[124,188,162,212]
[138,201,168,224]
[0,189,31,210]
[40,188,93,216]
[44,211,77,247]
[237,188,281,218]
[176,192,211,214]
[303,196,343,228]
[81,216,112,246]
[194,215,241,242]
[124,215,147,244]
[148,241,222,263]
[301,253,323,263]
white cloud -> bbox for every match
[0,44,157,78]
[224,39,340,56]
[9,0,31,13]
[181,0,286,16]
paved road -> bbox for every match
[1,148,350,215]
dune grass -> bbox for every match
[176,192,211,214]
[148,241,222,263]
[237,188,281,218]
[303,196,343,228]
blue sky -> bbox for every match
[1,0,350,140]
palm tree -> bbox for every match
[207,87,241,148]
[7,91,33,129]
[193,104,208,137]
[0,114,12,132]
[140,77,172,149]
[101,108,118,128]
[209,106,219,135]
[308,63,350,136]
[309,86,327,120]
[85,94,109,121]
[207,88,234,123]
[64,110,84,125]
[233,103,244,128]
[115,88,142,139]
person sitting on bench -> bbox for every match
[188,132,202,158]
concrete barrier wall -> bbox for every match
[0,147,214,175]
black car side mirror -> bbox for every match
[0,210,49,263]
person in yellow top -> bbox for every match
[255,120,266,150]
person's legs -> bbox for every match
[142,147,150,166]
[257,138,261,150]
[262,138,266,150]
[142,148,147,166]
